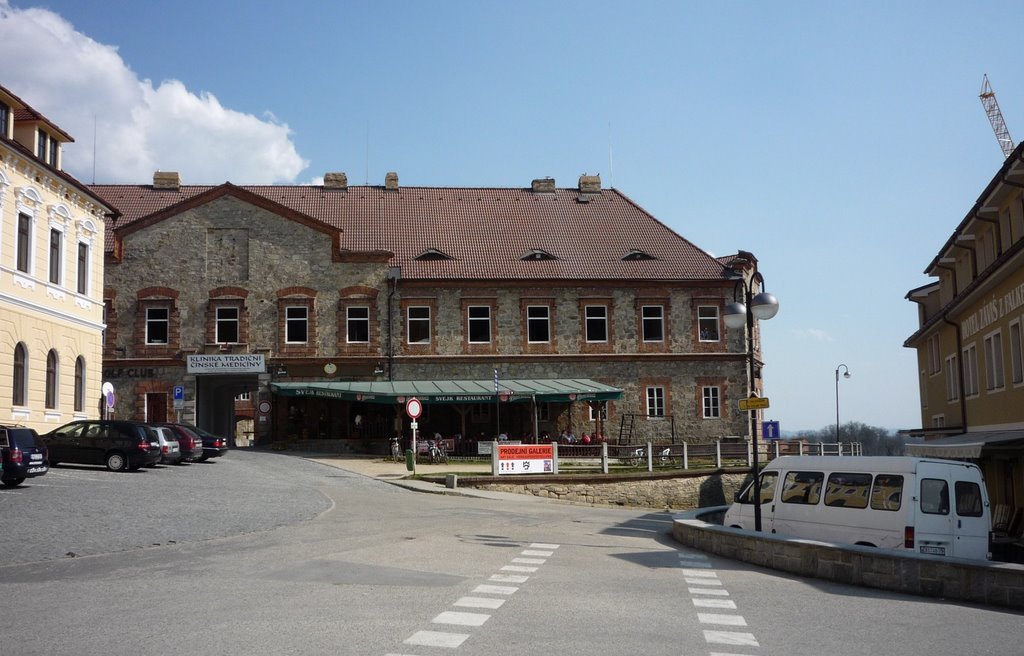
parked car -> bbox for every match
[150,425,182,465]
[0,425,49,487]
[181,424,229,461]
[42,420,161,472]
[157,423,204,462]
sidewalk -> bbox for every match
[303,454,537,502]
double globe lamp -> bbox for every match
[722,276,779,532]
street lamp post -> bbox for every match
[723,267,779,533]
[835,364,851,446]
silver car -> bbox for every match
[151,426,181,465]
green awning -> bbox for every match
[269,378,623,405]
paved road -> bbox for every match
[1,451,1019,656]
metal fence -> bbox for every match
[553,440,863,473]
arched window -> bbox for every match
[74,356,86,412]
[12,343,27,406]
[45,349,58,409]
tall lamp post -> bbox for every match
[835,364,851,445]
[723,267,779,533]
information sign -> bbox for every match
[496,444,554,475]
[738,396,770,411]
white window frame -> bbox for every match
[702,386,720,419]
[285,306,309,344]
[945,353,959,402]
[1010,319,1023,386]
[527,305,550,343]
[346,306,370,344]
[407,306,431,344]
[145,307,170,345]
[645,386,665,417]
[216,306,240,344]
[641,305,664,342]
[76,240,90,295]
[585,305,608,343]
[983,329,1005,392]
[16,211,33,274]
[588,403,607,422]
[698,306,720,342]
[963,343,979,397]
[467,305,491,344]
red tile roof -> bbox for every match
[90,182,732,282]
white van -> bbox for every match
[723,456,991,560]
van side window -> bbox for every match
[737,471,777,504]
[954,481,983,517]
[781,471,823,505]
[920,478,950,515]
[824,472,871,508]
[870,474,904,511]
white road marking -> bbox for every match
[679,560,713,568]
[512,557,546,564]
[404,630,470,648]
[473,584,517,595]
[689,587,730,596]
[500,565,538,572]
[678,553,708,560]
[693,598,738,609]
[697,613,747,626]
[529,543,559,549]
[703,631,760,647]
[454,596,506,609]
[521,549,553,557]
[681,569,719,577]
[433,611,491,627]
[685,577,723,585]
[489,574,529,583]
[709,652,756,656]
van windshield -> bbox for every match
[738,471,777,504]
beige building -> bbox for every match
[905,142,1024,518]
[0,84,113,432]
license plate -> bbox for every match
[919,545,945,556]
[30,454,42,461]
[27,466,47,474]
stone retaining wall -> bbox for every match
[459,471,750,509]
[673,507,1024,610]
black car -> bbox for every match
[0,425,49,487]
[42,420,161,472]
[180,424,229,461]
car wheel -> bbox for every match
[2,477,26,488]
[105,452,127,472]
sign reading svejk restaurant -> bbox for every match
[186,354,266,374]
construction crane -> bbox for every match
[980,74,1015,158]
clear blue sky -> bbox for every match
[4,0,1023,431]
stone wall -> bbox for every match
[458,471,750,509]
[673,507,1024,610]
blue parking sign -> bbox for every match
[173,385,185,401]
[762,420,780,440]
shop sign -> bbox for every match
[186,354,265,374]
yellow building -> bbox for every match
[0,84,113,432]
[904,142,1024,518]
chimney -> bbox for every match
[531,177,555,193]
[153,171,181,190]
[385,171,399,190]
[324,172,348,190]
[578,174,601,193]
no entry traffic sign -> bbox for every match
[405,396,422,419]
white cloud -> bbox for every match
[0,1,308,184]
[799,328,834,343]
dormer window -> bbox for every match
[415,248,454,261]
[521,248,557,261]
[0,101,10,139]
[622,249,657,261]
[36,128,47,160]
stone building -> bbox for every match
[0,84,112,432]
[904,141,1024,512]
[92,171,772,452]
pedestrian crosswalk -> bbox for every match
[680,551,762,654]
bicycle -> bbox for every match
[390,436,402,463]
[428,438,448,464]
